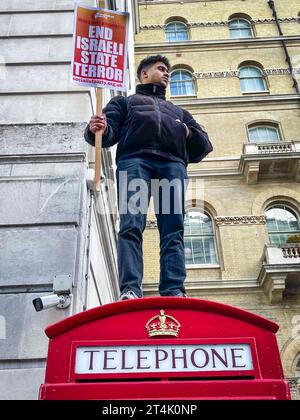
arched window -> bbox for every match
[229,18,253,38]
[170,70,195,96]
[239,66,267,92]
[248,124,281,143]
[184,210,218,265]
[265,205,300,245]
[165,22,189,42]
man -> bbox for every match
[84,55,213,300]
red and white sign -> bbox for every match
[72,4,129,90]
[75,343,253,375]
[40,298,291,400]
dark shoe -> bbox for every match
[119,290,139,301]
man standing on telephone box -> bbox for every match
[84,55,213,300]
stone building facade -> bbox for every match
[136,0,300,398]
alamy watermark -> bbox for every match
[95,172,205,216]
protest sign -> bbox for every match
[72,3,129,91]
[72,2,129,192]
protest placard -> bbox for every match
[72,3,129,91]
[72,3,129,192]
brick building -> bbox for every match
[136,0,300,398]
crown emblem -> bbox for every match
[146,310,181,338]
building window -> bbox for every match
[249,125,280,143]
[229,18,253,38]
[239,66,267,93]
[265,205,300,245]
[165,22,189,42]
[170,70,195,96]
[184,210,218,265]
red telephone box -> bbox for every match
[39,297,290,400]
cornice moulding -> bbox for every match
[135,36,300,51]
[142,279,260,293]
[193,68,297,79]
[147,216,267,228]
[215,215,266,226]
[140,17,299,30]
[172,94,300,108]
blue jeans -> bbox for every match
[116,157,188,297]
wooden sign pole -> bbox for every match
[94,87,103,193]
[94,0,106,192]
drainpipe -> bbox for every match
[83,191,94,311]
[267,0,300,94]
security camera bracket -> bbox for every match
[57,294,72,309]
[53,274,73,295]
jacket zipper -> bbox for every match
[153,86,161,141]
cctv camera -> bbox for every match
[32,294,71,312]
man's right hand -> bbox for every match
[89,114,108,134]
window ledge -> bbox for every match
[186,264,220,269]
[165,40,190,43]
[242,91,270,95]
[231,37,254,40]
[170,95,197,99]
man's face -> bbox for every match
[141,62,170,87]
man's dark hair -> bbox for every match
[137,55,171,82]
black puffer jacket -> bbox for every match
[84,83,213,166]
